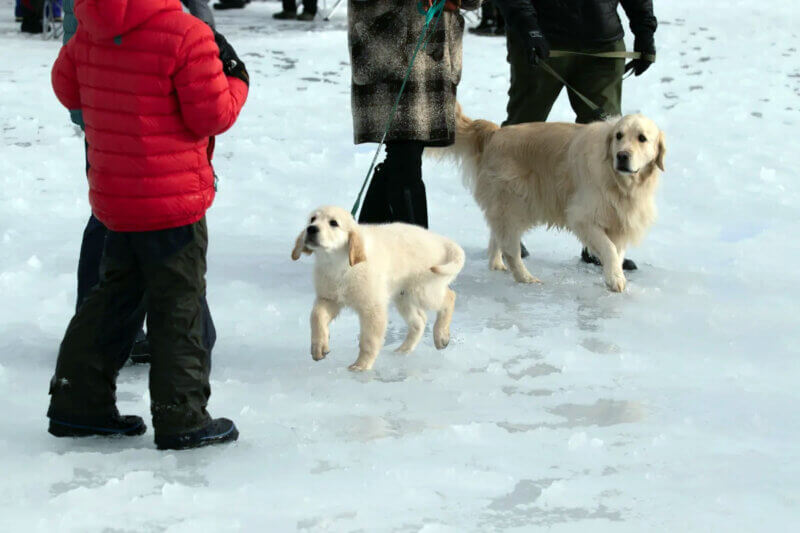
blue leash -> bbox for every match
[350,0,447,217]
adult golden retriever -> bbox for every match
[292,206,464,371]
[441,104,666,292]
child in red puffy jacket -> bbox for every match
[47,0,248,451]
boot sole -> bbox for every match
[155,425,239,451]
[48,418,146,438]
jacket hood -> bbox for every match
[75,0,182,39]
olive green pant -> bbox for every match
[48,218,215,434]
[504,36,626,126]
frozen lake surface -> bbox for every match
[1,0,799,530]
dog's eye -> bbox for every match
[615,132,623,140]
[329,220,339,228]
[638,134,647,143]
[310,216,316,223]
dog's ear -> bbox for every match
[348,230,366,267]
[292,231,311,261]
[655,130,667,172]
[606,125,616,162]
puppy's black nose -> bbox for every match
[616,151,631,165]
[306,225,319,235]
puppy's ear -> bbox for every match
[655,131,667,172]
[291,231,311,261]
[348,230,366,267]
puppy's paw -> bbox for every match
[394,344,413,354]
[348,361,371,372]
[604,270,626,292]
[311,343,329,361]
[434,332,450,350]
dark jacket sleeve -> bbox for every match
[493,0,542,42]
[619,0,658,40]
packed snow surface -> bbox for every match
[1,0,799,530]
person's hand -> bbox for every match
[525,29,550,66]
[627,36,655,76]
[214,31,250,86]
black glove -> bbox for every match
[524,29,550,66]
[214,31,249,86]
[626,35,655,76]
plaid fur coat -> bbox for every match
[348,0,481,146]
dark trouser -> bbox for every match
[49,218,217,435]
[77,141,146,368]
[504,36,625,126]
[358,141,428,228]
[282,0,316,15]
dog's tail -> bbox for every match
[429,101,500,193]
[431,241,466,276]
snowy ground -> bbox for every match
[1,0,799,530]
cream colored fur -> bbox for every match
[292,206,465,371]
[441,104,666,292]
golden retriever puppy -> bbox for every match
[291,206,465,371]
[441,105,666,292]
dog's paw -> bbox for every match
[348,361,371,372]
[311,343,329,361]
[394,344,413,354]
[489,259,507,271]
[514,271,542,284]
[604,270,626,292]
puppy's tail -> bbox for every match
[431,241,466,276]
[428,101,500,193]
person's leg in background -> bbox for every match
[273,0,297,19]
[357,141,427,229]
[181,0,215,28]
[566,40,625,125]
[48,230,148,437]
[502,31,565,127]
[504,31,567,257]
[563,40,637,270]
[469,0,496,35]
[78,142,148,367]
[140,219,235,450]
[297,0,317,21]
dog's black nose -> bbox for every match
[306,225,319,235]
[616,151,631,165]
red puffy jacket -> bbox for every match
[51,0,248,232]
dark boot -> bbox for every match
[155,418,239,450]
[130,332,151,365]
[273,10,297,19]
[358,163,391,224]
[21,16,43,33]
[213,0,247,10]
[49,412,146,438]
[469,18,495,36]
[581,247,638,270]
[297,11,315,21]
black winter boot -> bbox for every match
[48,412,146,438]
[581,247,638,270]
[155,418,239,450]
[214,0,247,10]
[21,16,43,34]
[129,335,151,365]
